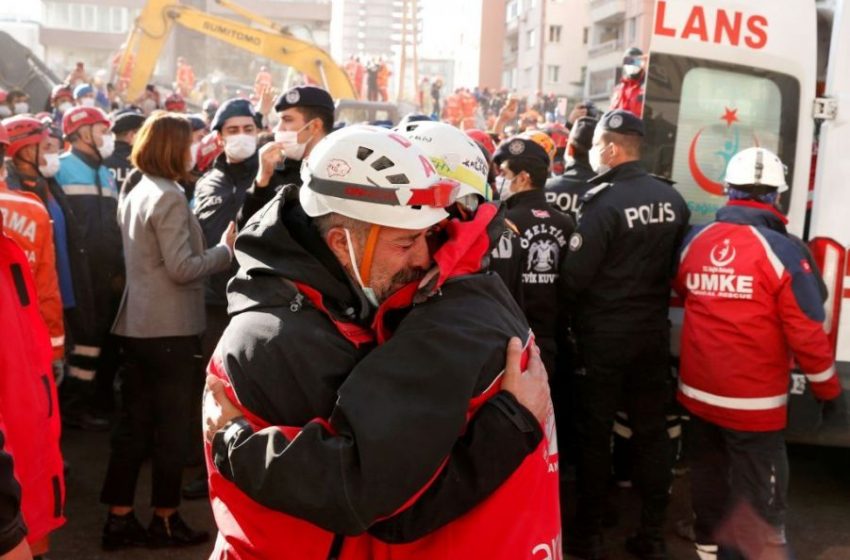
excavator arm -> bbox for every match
[120,0,355,102]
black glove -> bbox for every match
[821,395,849,427]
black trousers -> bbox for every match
[689,415,788,559]
[100,335,202,508]
[574,330,672,533]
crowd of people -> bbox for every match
[0,45,842,560]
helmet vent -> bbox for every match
[371,156,395,171]
[385,173,410,185]
[357,146,374,161]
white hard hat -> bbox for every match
[397,121,491,202]
[300,125,459,230]
[724,147,788,193]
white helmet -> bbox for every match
[396,121,491,205]
[300,125,459,230]
[724,147,788,193]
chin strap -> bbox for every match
[344,224,382,307]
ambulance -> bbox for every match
[643,0,850,445]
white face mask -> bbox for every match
[274,120,314,161]
[58,101,73,113]
[623,64,643,79]
[0,106,10,118]
[80,97,96,108]
[495,175,514,200]
[344,228,380,308]
[589,143,611,174]
[187,142,199,172]
[224,134,257,161]
[39,153,61,178]
[97,133,116,159]
[14,102,29,114]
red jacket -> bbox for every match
[674,202,841,431]
[610,76,644,117]
[0,221,65,544]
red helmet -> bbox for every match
[3,116,48,158]
[51,84,74,104]
[165,93,186,112]
[195,131,222,172]
[465,129,496,156]
[62,106,110,137]
[0,121,9,146]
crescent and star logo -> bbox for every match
[688,107,759,196]
[710,238,737,267]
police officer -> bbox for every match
[238,85,335,227]
[494,136,575,375]
[561,110,690,560]
[545,116,598,221]
[104,108,145,190]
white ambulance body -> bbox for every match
[645,0,850,445]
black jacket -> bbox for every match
[545,158,596,221]
[503,189,575,356]
[560,161,690,334]
[212,190,542,540]
[0,431,26,555]
[103,140,134,190]
[235,157,302,229]
[193,152,260,306]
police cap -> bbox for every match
[492,136,550,168]
[569,116,598,151]
[210,98,257,132]
[599,109,644,137]
[110,108,146,135]
[274,85,334,114]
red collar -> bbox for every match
[726,199,789,224]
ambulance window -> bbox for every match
[642,54,800,225]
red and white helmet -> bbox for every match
[398,121,491,204]
[165,93,186,112]
[300,125,458,230]
[3,116,48,158]
[195,131,223,172]
[62,106,110,137]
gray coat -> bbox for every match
[112,174,231,338]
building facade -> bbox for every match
[583,0,654,103]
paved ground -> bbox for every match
[50,428,850,559]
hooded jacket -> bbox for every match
[206,192,555,559]
[675,202,840,431]
[0,222,65,545]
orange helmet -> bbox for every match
[3,116,49,158]
[520,130,556,163]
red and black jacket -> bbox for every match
[206,192,550,559]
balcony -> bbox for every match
[588,37,624,58]
[589,0,625,25]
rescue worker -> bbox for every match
[0,119,64,361]
[50,85,74,125]
[675,147,842,560]
[175,57,195,98]
[5,91,29,116]
[442,89,462,127]
[545,116,598,221]
[55,105,123,431]
[164,93,186,113]
[610,47,646,117]
[4,118,98,391]
[493,136,574,375]
[0,165,66,559]
[202,125,559,559]
[560,110,690,560]
[104,108,145,190]
[460,88,479,130]
[73,84,97,108]
[237,85,335,225]
[376,57,390,102]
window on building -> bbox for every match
[524,66,533,88]
[582,27,589,45]
[628,16,637,43]
[549,25,562,43]
[547,65,560,83]
[527,29,536,49]
[506,0,519,22]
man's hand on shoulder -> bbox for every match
[501,337,551,424]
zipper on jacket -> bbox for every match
[289,292,304,313]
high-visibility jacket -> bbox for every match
[0,186,64,358]
[674,202,841,431]
[0,221,65,544]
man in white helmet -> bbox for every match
[675,147,842,560]
[202,126,559,559]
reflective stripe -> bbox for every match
[51,336,65,346]
[679,381,787,410]
[0,191,46,210]
[63,184,118,200]
[748,226,785,279]
[67,366,95,381]
[806,365,836,383]
[73,344,101,357]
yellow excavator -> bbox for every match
[116,0,356,102]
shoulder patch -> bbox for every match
[581,182,611,204]
[569,232,583,252]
